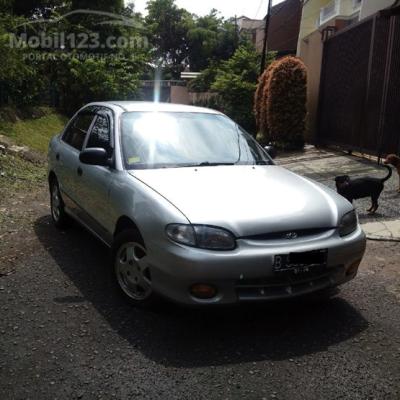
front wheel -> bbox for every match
[112,229,158,308]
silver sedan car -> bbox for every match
[48,101,366,307]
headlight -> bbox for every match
[166,224,236,250]
[165,224,196,247]
[339,210,358,237]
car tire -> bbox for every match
[112,229,158,308]
[50,178,69,229]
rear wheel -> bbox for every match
[112,229,157,307]
[50,178,69,229]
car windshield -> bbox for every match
[120,111,272,170]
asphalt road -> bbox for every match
[1,196,400,399]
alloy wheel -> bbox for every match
[51,183,61,222]
[115,242,152,301]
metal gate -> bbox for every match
[317,11,400,158]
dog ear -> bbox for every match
[385,154,400,166]
[384,155,393,164]
[335,175,349,183]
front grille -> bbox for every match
[241,228,334,241]
[235,266,343,300]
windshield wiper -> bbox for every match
[196,162,235,167]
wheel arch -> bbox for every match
[114,216,144,243]
[48,170,57,188]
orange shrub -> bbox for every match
[266,56,307,150]
[254,64,273,144]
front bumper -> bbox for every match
[147,226,366,306]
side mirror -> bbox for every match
[79,148,110,166]
[264,145,277,159]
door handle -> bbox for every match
[77,167,83,177]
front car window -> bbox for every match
[86,114,112,157]
[63,112,95,151]
[120,112,272,170]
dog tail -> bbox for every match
[381,165,392,182]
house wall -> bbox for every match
[339,0,361,17]
[170,86,190,105]
[238,0,303,54]
[189,92,217,105]
[267,0,302,54]
[297,0,332,54]
[297,0,366,141]
[360,0,395,19]
[255,25,266,52]
[298,30,324,142]
[297,0,362,54]
[237,17,265,52]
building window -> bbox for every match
[252,30,257,45]
[352,0,362,11]
[320,0,340,26]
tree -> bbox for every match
[186,10,237,71]
[210,44,274,133]
[0,0,149,112]
[45,45,148,115]
[41,5,150,114]
[0,0,12,13]
[0,14,46,105]
[187,61,220,92]
[145,0,192,78]
[8,0,64,18]
[71,0,124,13]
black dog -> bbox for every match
[335,165,392,214]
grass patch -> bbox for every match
[0,152,47,229]
[0,112,67,154]
[0,152,46,193]
[0,108,64,227]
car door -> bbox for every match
[78,108,116,243]
[57,110,96,217]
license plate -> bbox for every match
[274,249,328,274]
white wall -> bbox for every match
[360,0,396,20]
[170,86,190,105]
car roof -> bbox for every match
[90,101,222,115]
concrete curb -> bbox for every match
[362,220,400,242]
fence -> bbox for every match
[317,10,400,158]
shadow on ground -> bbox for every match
[34,215,368,368]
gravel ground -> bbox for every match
[1,150,400,400]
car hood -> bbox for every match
[129,166,352,237]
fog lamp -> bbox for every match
[190,284,217,300]
[346,259,361,276]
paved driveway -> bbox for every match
[278,146,400,239]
